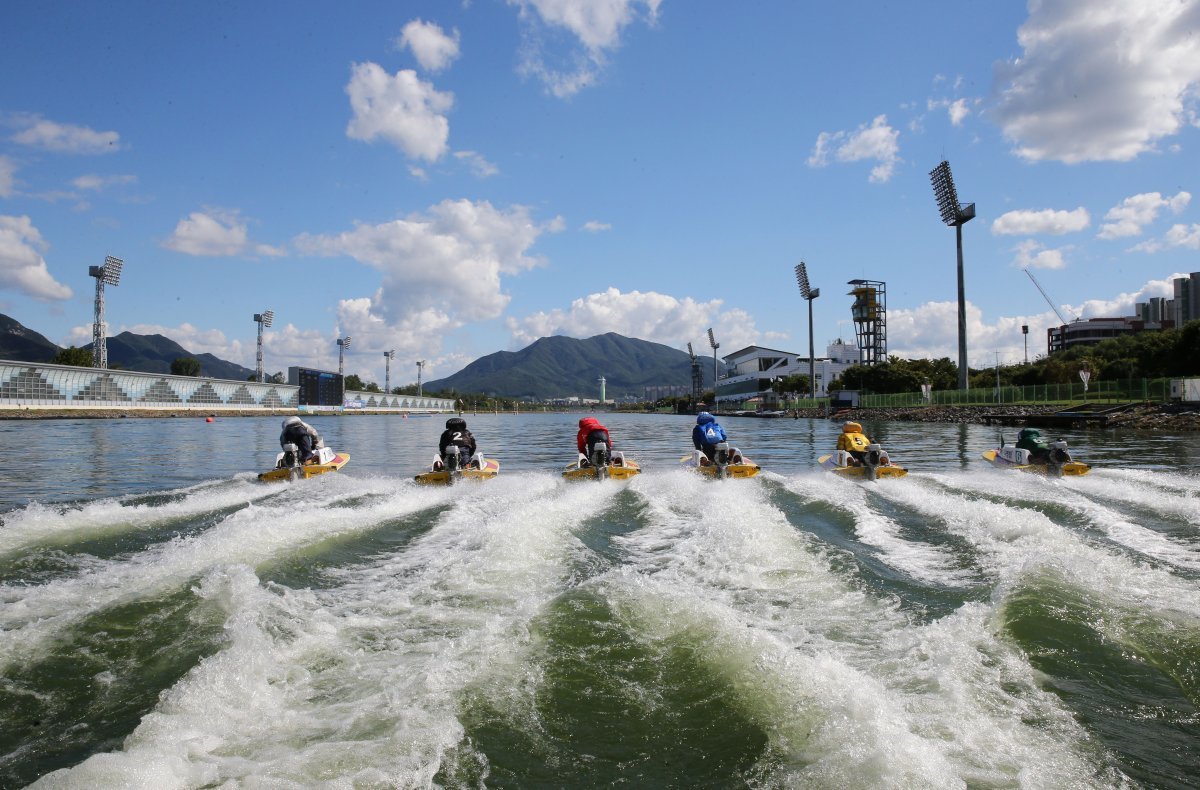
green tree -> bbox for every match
[344,373,365,391]
[51,346,93,367]
[171,356,201,377]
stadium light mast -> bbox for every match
[707,328,720,409]
[253,310,274,383]
[384,350,395,393]
[794,262,820,400]
[88,255,123,369]
[929,160,976,390]
[337,336,351,376]
[416,359,426,397]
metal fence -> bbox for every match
[856,378,1175,409]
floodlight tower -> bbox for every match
[794,262,820,400]
[707,328,720,408]
[384,350,395,393]
[416,359,426,397]
[337,336,351,376]
[253,310,274,383]
[687,342,703,405]
[88,255,123,369]
[929,160,976,390]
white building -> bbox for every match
[713,340,858,408]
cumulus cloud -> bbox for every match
[992,207,1089,236]
[807,115,900,183]
[6,114,120,154]
[1013,239,1069,270]
[505,287,760,351]
[295,199,559,361]
[582,220,611,232]
[162,208,285,258]
[993,0,1200,163]
[1097,191,1191,239]
[398,19,461,72]
[0,215,73,300]
[71,173,137,191]
[345,62,453,161]
[453,150,499,177]
[510,0,662,97]
[0,156,16,197]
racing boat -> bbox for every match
[414,451,500,485]
[258,445,350,482]
[982,442,1090,477]
[818,445,907,480]
[681,442,760,479]
[562,445,641,481]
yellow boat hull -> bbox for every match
[680,453,760,479]
[818,454,907,479]
[257,452,350,482]
[982,450,1090,476]
[562,459,641,481]
[415,457,501,485]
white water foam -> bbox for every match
[30,473,627,786]
[777,470,978,587]
[600,471,1113,787]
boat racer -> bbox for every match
[836,421,872,465]
[576,417,612,465]
[437,417,478,470]
[280,416,323,463]
[693,412,729,461]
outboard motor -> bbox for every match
[863,443,885,481]
[443,450,462,473]
[714,441,731,479]
[588,442,610,471]
[1048,440,1071,476]
[279,443,300,469]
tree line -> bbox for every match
[827,319,1200,394]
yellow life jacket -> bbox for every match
[837,432,870,453]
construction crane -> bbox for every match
[1023,268,1078,325]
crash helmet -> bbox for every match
[842,421,862,434]
[446,417,467,430]
[1018,427,1041,441]
[696,411,714,425]
[282,416,302,429]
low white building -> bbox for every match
[713,340,859,408]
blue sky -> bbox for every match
[2,1,1199,387]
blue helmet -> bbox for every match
[696,411,715,425]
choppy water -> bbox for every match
[1,413,1198,788]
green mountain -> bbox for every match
[0,314,255,380]
[0,313,60,362]
[424,332,708,399]
[102,332,256,380]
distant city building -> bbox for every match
[1050,272,1197,354]
[713,340,857,407]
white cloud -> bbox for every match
[0,156,16,197]
[582,220,611,232]
[7,114,120,154]
[397,19,461,72]
[0,215,73,300]
[993,0,1200,163]
[345,63,453,161]
[453,150,499,177]
[1097,191,1191,239]
[991,207,1089,236]
[927,97,973,126]
[1163,223,1200,249]
[1069,274,1182,318]
[510,0,661,97]
[807,115,900,183]
[1013,239,1069,270]
[295,199,558,357]
[162,208,286,258]
[71,173,137,191]
[505,287,760,351]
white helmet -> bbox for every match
[282,416,302,429]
